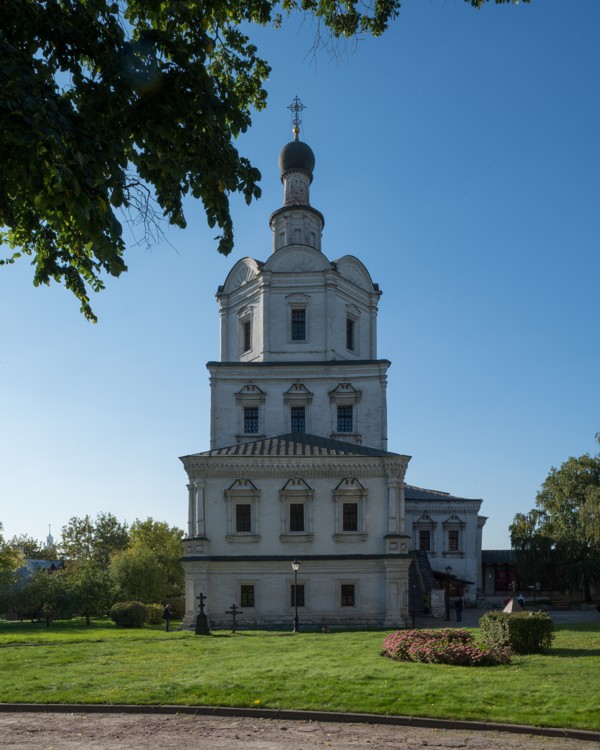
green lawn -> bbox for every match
[1,619,599,731]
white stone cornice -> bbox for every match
[182,456,410,481]
[405,501,483,514]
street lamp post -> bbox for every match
[445,565,453,622]
[291,559,300,633]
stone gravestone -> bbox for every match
[225,603,243,633]
[195,592,211,635]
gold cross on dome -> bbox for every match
[288,96,306,140]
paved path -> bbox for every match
[0,710,597,750]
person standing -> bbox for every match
[454,595,464,622]
[162,603,172,632]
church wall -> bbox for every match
[208,362,389,450]
[406,501,484,606]
[217,249,379,366]
[182,557,408,630]
[198,474,391,558]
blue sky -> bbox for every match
[1,0,598,550]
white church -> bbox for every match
[180,102,486,629]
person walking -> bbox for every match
[162,603,172,632]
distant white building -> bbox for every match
[181,108,485,628]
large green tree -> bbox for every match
[111,517,184,602]
[0,523,23,590]
[60,512,129,565]
[510,437,600,601]
[1,0,525,321]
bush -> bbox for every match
[109,601,148,628]
[382,629,510,667]
[145,604,164,625]
[479,610,555,654]
[166,595,185,619]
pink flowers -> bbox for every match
[382,629,511,667]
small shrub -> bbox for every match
[479,610,554,654]
[166,596,185,619]
[145,604,164,625]
[382,629,510,667]
[109,601,148,628]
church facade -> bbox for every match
[181,109,485,629]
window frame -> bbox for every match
[329,382,362,442]
[279,478,314,543]
[340,583,356,608]
[225,479,261,543]
[290,405,306,433]
[285,293,310,345]
[442,515,465,557]
[243,406,259,434]
[290,583,305,608]
[240,584,255,608]
[333,477,368,541]
[284,383,313,434]
[413,514,436,555]
[235,384,266,442]
[237,306,255,358]
[336,404,353,433]
[346,316,356,352]
[291,307,306,342]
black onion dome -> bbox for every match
[278,139,315,177]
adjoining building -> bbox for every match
[181,105,486,628]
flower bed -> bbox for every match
[382,629,511,666]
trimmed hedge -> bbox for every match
[479,610,555,654]
[145,604,164,625]
[109,601,148,628]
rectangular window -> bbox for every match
[291,309,306,341]
[337,405,353,433]
[244,406,259,434]
[289,503,305,532]
[242,320,252,352]
[236,504,252,533]
[342,503,358,532]
[448,530,459,552]
[419,530,431,552]
[291,584,305,607]
[346,318,355,351]
[290,406,305,433]
[240,585,255,607]
[341,584,355,607]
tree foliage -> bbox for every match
[60,512,129,565]
[111,518,184,602]
[7,533,58,560]
[1,0,526,321]
[0,523,23,589]
[510,438,600,600]
[67,557,115,624]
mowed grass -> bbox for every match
[0,619,599,731]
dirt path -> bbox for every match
[0,711,594,750]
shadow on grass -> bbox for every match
[549,647,600,658]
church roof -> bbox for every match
[185,433,402,459]
[481,549,516,564]
[404,485,481,503]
